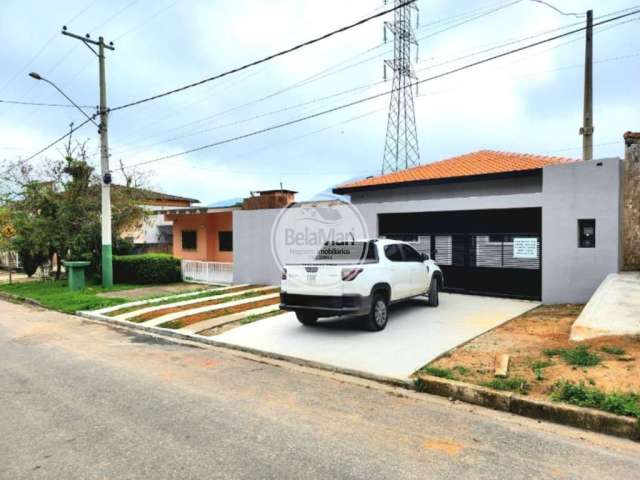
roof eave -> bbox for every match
[333,169,543,194]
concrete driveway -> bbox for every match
[213,293,539,379]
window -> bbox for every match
[181,230,197,250]
[384,244,403,262]
[578,219,596,248]
[219,231,233,252]
[401,244,422,262]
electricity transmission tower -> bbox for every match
[382,0,420,174]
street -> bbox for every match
[1,299,639,479]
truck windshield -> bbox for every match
[313,241,378,264]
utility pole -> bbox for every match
[580,9,593,161]
[62,26,115,287]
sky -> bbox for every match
[0,0,638,204]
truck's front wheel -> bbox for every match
[364,293,389,331]
[296,312,318,326]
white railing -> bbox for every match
[181,260,233,284]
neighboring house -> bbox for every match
[117,186,200,253]
[164,190,295,284]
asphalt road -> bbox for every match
[1,299,639,479]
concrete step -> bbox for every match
[180,304,283,334]
[94,284,249,315]
[114,286,270,321]
[144,292,281,328]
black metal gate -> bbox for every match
[379,209,542,300]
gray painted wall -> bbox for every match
[232,208,282,286]
[542,158,622,304]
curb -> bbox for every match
[0,291,45,308]
[414,376,640,442]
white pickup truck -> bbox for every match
[280,239,443,331]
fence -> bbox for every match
[181,260,233,284]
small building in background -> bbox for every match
[118,186,200,254]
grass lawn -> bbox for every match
[0,280,138,314]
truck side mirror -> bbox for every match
[421,253,429,261]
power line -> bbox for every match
[0,0,99,95]
[0,99,94,108]
[109,0,417,112]
[529,0,585,18]
[110,0,526,149]
[123,8,640,170]
[23,116,96,162]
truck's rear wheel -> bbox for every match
[364,293,388,331]
[296,312,318,326]
[426,278,439,307]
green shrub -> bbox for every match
[551,381,640,418]
[113,254,181,284]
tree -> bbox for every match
[0,142,147,279]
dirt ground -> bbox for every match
[422,305,640,398]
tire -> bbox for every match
[364,293,389,332]
[426,277,439,307]
[296,312,318,326]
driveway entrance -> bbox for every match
[213,293,538,379]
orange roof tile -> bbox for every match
[335,150,577,191]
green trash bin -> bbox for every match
[63,261,91,291]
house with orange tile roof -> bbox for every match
[166,143,634,305]
[331,149,625,303]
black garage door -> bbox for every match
[379,208,542,300]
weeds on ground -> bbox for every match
[601,346,626,356]
[482,377,530,395]
[551,381,640,419]
[531,360,553,381]
[452,366,469,376]
[418,366,457,380]
[239,309,283,325]
[158,319,183,329]
[544,345,600,367]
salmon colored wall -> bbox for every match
[206,212,233,263]
[166,212,233,262]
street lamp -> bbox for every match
[28,72,113,288]
[28,72,98,127]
